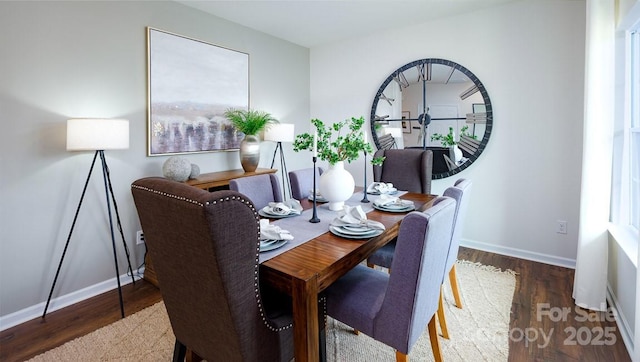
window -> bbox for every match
[630,30,639,230]
[611,9,639,257]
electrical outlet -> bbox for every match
[136,230,145,245]
[556,220,567,234]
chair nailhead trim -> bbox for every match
[131,184,204,206]
[132,184,293,332]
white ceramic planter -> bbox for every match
[319,161,355,211]
[450,145,463,163]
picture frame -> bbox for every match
[147,27,249,156]
[402,120,411,133]
[402,111,411,133]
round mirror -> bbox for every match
[370,58,492,179]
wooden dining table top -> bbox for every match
[259,190,437,362]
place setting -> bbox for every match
[259,219,294,252]
[307,189,328,203]
[258,199,303,218]
[366,182,398,195]
[329,205,385,239]
[372,194,415,213]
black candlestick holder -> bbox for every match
[309,156,320,223]
[361,151,370,203]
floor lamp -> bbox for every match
[42,118,135,319]
[265,123,295,200]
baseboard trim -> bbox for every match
[0,271,144,332]
[606,284,635,359]
[461,239,577,269]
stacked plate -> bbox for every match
[367,188,398,195]
[307,194,328,203]
[372,200,415,213]
[258,206,300,219]
[366,182,398,195]
[329,224,384,239]
[259,239,288,252]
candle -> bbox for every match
[363,130,368,144]
[313,131,318,157]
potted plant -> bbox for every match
[225,108,278,172]
[293,117,384,210]
[430,126,476,163]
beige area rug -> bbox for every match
[28,261,515,362]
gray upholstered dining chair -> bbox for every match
[325,196,456,362]
[372,148,433,194]
[288,167,324,200]
[367,178,472,340]
[440,179,472,308]
[366,148,434,271]
[131,177,296,362]
[229,173,283,210]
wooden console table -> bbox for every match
[185,168,277,191]
[143,168,277,286]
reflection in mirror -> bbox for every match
[370,59,492,179]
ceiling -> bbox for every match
[177,0,522,48]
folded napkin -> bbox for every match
[367,182,396,194]
[260,219,294,241]
[373,194,414,208]
[330,205,385,230]
[267,199,303,215]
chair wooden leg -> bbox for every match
[449,264,463,309]
[186,349,203,362]
[367,261,374,268]
[437,286,449,339]
[395,350,409,362]
[428,316,444,362]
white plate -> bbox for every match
[372,203,414,213]
[367,188,398,195]
[259,207,299,219]
[341,225,371,232]
[307,195,328,203]
[260,239,278,248]
[332,225,380,236]
[329,225,383,239]
[259,239,288,252]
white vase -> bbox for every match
[450,145,463,163]
[319,161,355,211]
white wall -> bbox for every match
[0,0,310,324]
[310,0,585,266]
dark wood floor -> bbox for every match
[0,247,631,361]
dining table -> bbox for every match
[258,189,437,362]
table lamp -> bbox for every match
[43,118,135,319]
[264,123,295,200]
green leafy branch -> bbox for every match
[293,117,384,165]
[430,125,476,147]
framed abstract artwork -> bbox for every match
[146,27,249,156]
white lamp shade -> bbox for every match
[264,123,295,142]
[383,127,402,138]
[67,118,129,151]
